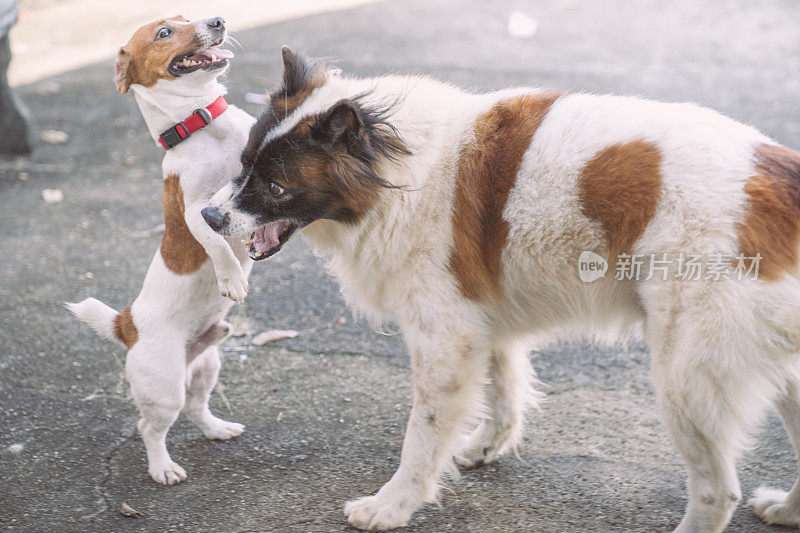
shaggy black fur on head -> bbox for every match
[313,92,410,192]
[229,48,410,234]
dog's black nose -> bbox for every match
[206,17,225,30]
[201,206,229,231]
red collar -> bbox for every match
[157,96,229,150]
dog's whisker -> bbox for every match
[224,33,243,51]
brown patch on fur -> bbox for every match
[577,140,663,260]
[113,306,138,349]
[282,129,379,221]
[161,174,208,274]
[185,321,230,363]
[449,93,561,301]
[115,16,200,93]
[737,143,800,280]
[271,78,326,122]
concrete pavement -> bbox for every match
[2,0,800,531]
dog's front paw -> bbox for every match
[202,417,245,440]
[149,461,187,485]
[344,494,414,531]
[215,265,248,303]
[749,486,800,526]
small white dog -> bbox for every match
[68,16,254,485]
[204,49,800,531]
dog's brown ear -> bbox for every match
[114,47,132,94]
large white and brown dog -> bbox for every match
[68,16,254,485]
[204,48,800,531]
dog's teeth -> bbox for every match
[241,240,252,246]
[211,54,217,62]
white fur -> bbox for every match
[211,68,800,532]
[68,20,254,485]
[65,298,118,341]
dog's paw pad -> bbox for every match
[344,495,411,531]
[149,461,187,485]
[203,419,245,440]
[749,486,800,526]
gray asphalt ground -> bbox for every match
[2,0,800,531]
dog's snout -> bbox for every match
[201,206,229,231]
[206,17,225,31]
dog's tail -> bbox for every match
[66,298,135,347]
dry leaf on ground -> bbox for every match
[120,502,144,518]
[251,330,299,346]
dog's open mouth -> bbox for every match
[169,38,233,76]
[242,220,297,261]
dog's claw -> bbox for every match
[149,461,187,485]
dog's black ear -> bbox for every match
[317,100,363,149]
[281,46,314,96]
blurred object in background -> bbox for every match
[507,10,538,39]
[0,0,31,154]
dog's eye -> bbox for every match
[269,182,285,196]
[156,27,173,40]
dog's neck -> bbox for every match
[132,79,228,144]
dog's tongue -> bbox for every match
[252,221,284,254]
[188,46,234,62]
[206,46,234,59]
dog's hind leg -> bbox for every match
[644,282,777,533]
[184,344,245,440]
[126,337,188,485]
[456,338,542,468]
[345,329,490,530]
[749,380,800,526]
[747,278,800,526]
[656,377,744,533]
